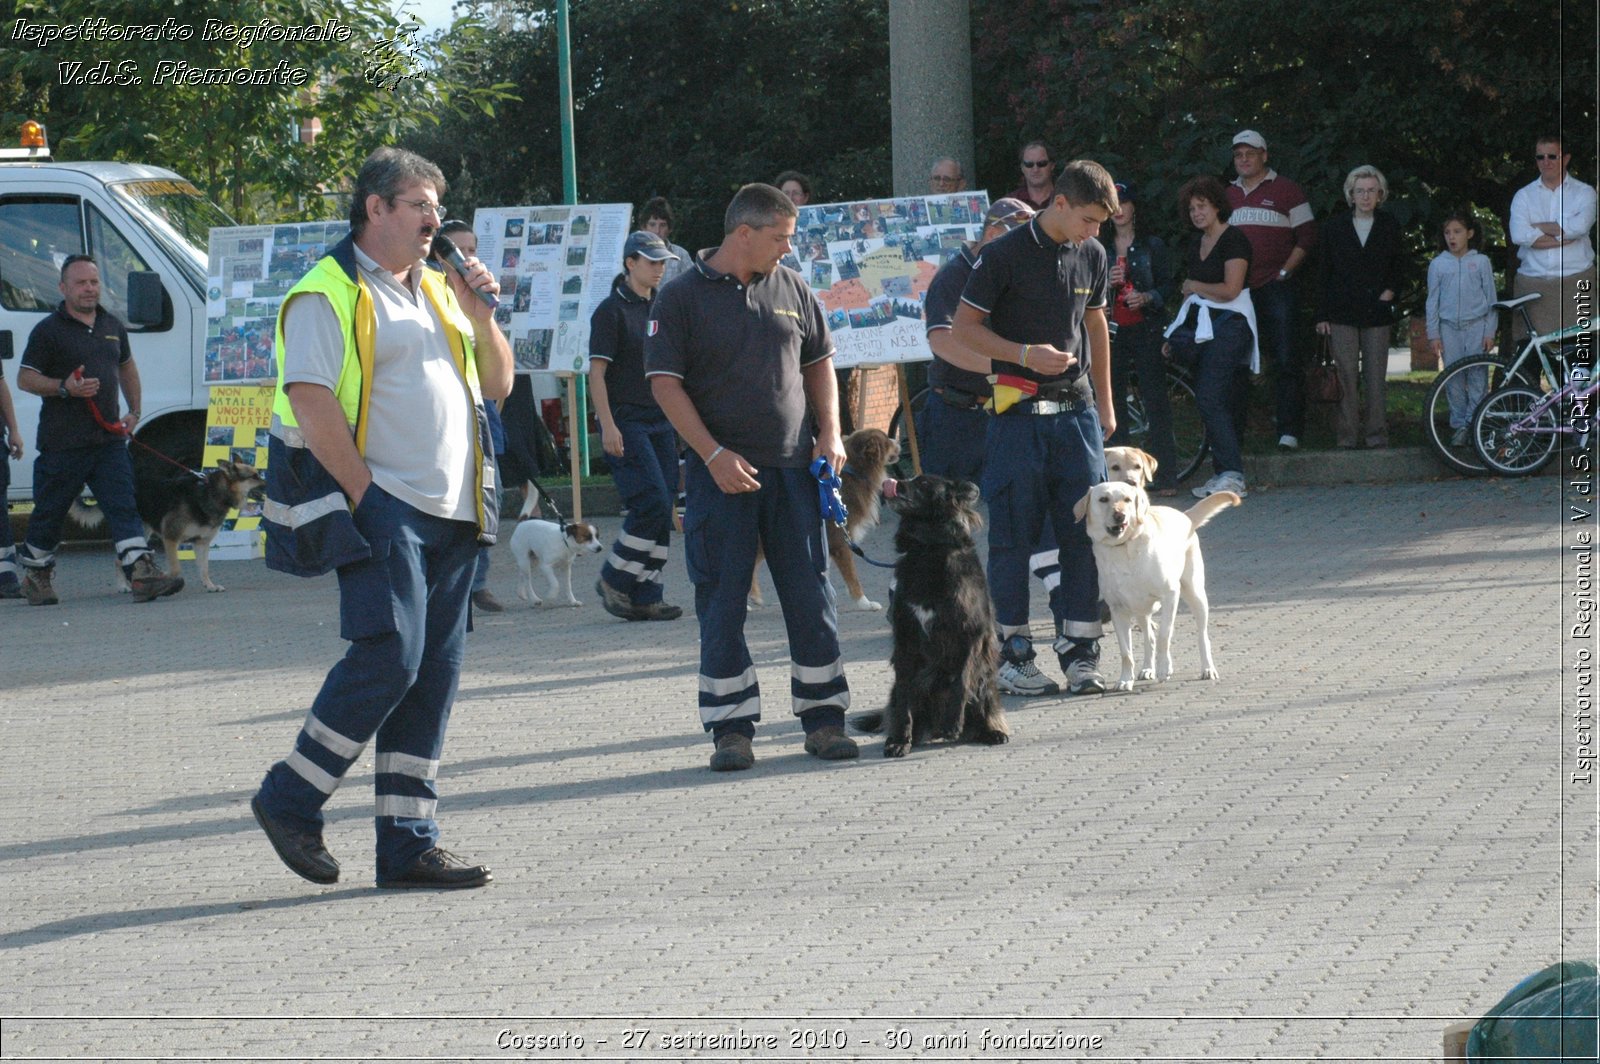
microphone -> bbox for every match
[430,234,499,309]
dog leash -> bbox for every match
[523,473,567,524]
[73,370,206,481]
[810,457,895,570]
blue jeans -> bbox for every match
[1252,279,1302,439]
[981,407,1106,640]
[21,442,150,571]
[1175,310,1254,475]
[600,411,679,605]
[256,485,479,877]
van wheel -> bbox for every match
[132,412,206,479]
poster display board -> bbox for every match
[787,192,989,368]
[194,383,274,560]
[467,204,633,374]
[204,221,351,385]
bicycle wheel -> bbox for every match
[1122,366,1208,483]
[1163,367,1208,483]
[1422,357,1519,474]
[1470,384,1559,476]
[886,385,929,480]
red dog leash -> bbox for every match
[72,368,204,480]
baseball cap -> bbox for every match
[1113,182,1135,204]
[983,197,1035,230]
[623,230,674,261]
[1232,129,1267,150]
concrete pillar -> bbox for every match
[889,0,973,198]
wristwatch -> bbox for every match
[57,381,69,398]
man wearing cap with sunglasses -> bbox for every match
[1226,130,1316,451]
[1509,135,1597,340]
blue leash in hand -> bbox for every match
[811,457,896,570]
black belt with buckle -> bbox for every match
[933,386,986,410]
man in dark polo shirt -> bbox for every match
[646,182,855,772]
[924,197,1069,696]
[14,255,182,605]
[952,161,1117,697]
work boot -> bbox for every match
[803,725,860,761]
[631,601,683,621]
[127,555,183,602]
[595,577,638,620]
[471,588,505,613]
[709,732,755,772]
[22,567,58,606]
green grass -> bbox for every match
[1239,372,1435,453]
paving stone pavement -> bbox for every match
[0,475,1590,1062]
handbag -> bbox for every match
[1307,335,1344,403]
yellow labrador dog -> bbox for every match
[1074,481,1240,690]
[1103,445,1159,489]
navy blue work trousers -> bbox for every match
[600,408,678,606]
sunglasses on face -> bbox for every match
[1536,154,1563,161]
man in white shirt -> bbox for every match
[1509,135,1597,338]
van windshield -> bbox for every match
[109,179,236,293]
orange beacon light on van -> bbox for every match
[20,121,47,148]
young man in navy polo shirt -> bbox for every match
[952,161,1118,696]
[646,183,855,772]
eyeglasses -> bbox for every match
[394,197,446,221]
[1022,160,1052,169]
[1536,153,1563,161]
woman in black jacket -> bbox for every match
[1314,166,1404,448]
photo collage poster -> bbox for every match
[468,204,633,374]
[787,192,989,368]
[204,221,351,386]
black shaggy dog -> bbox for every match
[852,475,1010,757]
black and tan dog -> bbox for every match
[852,475,1010,757]
[749,427,900,611]
[89,460,263,593]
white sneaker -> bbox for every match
[1278,434,1300,449]
[1193,471,1248,499]
[997,658,1060,696]
[1449,427,1469,447]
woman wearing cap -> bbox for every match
[1102,182,1180,494]
[588,231,684,621]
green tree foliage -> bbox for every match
[2,0,514,222]
[970,0,1595,306]
[403,0,891,250]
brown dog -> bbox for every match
[72,460,265,592]
[750,428,899,612]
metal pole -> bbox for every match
[556,0,590,481]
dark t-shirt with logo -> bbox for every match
[959,218,1109,384]
[589,281,660,411]
[645,251,833,468]
[21,304,131,451]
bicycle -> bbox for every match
[1469,362,1595,477]
[1422,292,1586,474]
[887,362,1208,484]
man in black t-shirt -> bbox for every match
[952,162,1118,697]
[14,255,182,605]
[646,183,855,772]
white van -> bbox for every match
[1,122,235,500]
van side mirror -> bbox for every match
[127,271,168,327]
